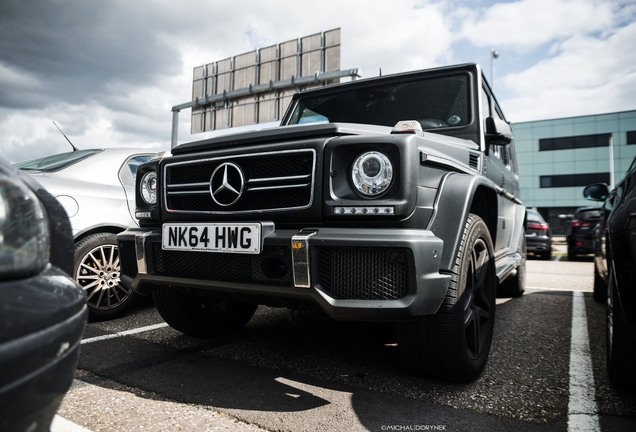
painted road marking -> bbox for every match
[568,290,600,432]
[81,322,169,344]
[51,415,92,432]
[526,286,591,292]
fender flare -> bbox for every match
[428,172,500,271]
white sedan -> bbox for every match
[17,148,159,320]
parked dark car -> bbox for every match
[566,206,601,260]
[0,157,87,431]
[526,208,552,260]
[584,155,636,389]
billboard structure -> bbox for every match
[170,28,359,146]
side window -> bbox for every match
[483,85,518,174]
[482,86,502,159]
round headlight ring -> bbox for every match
[351,151,393,197]
[140,171,157,205]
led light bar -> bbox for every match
[135,211,152,219]
[333,206,395,215]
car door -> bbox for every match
[480,84,520,253]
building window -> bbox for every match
[539,133,612,151]
[627,131,636,145]
[540,172,610,188]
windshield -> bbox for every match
[15,149,102,171]
[286,74,470,130]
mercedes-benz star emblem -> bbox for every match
[210,162,245,206]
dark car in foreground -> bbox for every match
[0,158,87,430]
[566,206,601,260]
[526,208,552,260]
[17,148,155,320]
[584,155,636,389]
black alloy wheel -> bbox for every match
[397,214,497,383]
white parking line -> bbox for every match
[51,415,92,432]
[568,291,600,432]
[526,286,591,292]
[81,322,169,344]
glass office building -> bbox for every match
[512,110,636,234]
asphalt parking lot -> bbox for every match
[53,253,636,432]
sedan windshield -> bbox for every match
[15,149,102,171]
[286,74,470,130]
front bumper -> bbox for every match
[526,234,551,253]
[0,266,87,431]
[118,226,450,321]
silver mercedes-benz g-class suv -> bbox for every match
[118,63,526,382]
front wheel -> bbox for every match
[153,287,257,337]
[607,268,636,389]
[567,245,576,261]
[74,232,138,321]
[541,247,552,261]
[396,214,497,383]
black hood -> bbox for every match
[172,122,391,155]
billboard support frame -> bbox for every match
[170,28,359,148]
[171,67,360,147]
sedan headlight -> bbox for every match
[351,151,393,197]
[0,173,49,278]
[140,171,157,205]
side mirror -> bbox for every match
[485,117,513,146]
[583,183,610,202]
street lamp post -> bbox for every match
[609,135,615,189]
[490,49,499,89]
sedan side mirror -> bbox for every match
[583,183,610,202]
[485,117,513,146]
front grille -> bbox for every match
[151,244,293,286]
[164,149,316,214]
[119,241,138,278]
[317,247,409,300]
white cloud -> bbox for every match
[500,20,636,121]
[455,0,615,50]
[1,0,635,163]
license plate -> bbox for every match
[162,223,262,254]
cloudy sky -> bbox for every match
[1,0,635,163]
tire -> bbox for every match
[593,264,606,303]
[541,247,552,261]
[153,287,257,337]
[498,235,526,298]
[607,268,636,389]
[74,232,138,321]
[396,214,497,383]
[567,245,576,262]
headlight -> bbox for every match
[351,151,393,196]
[0,173,49,278]
[140,171,157,205]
